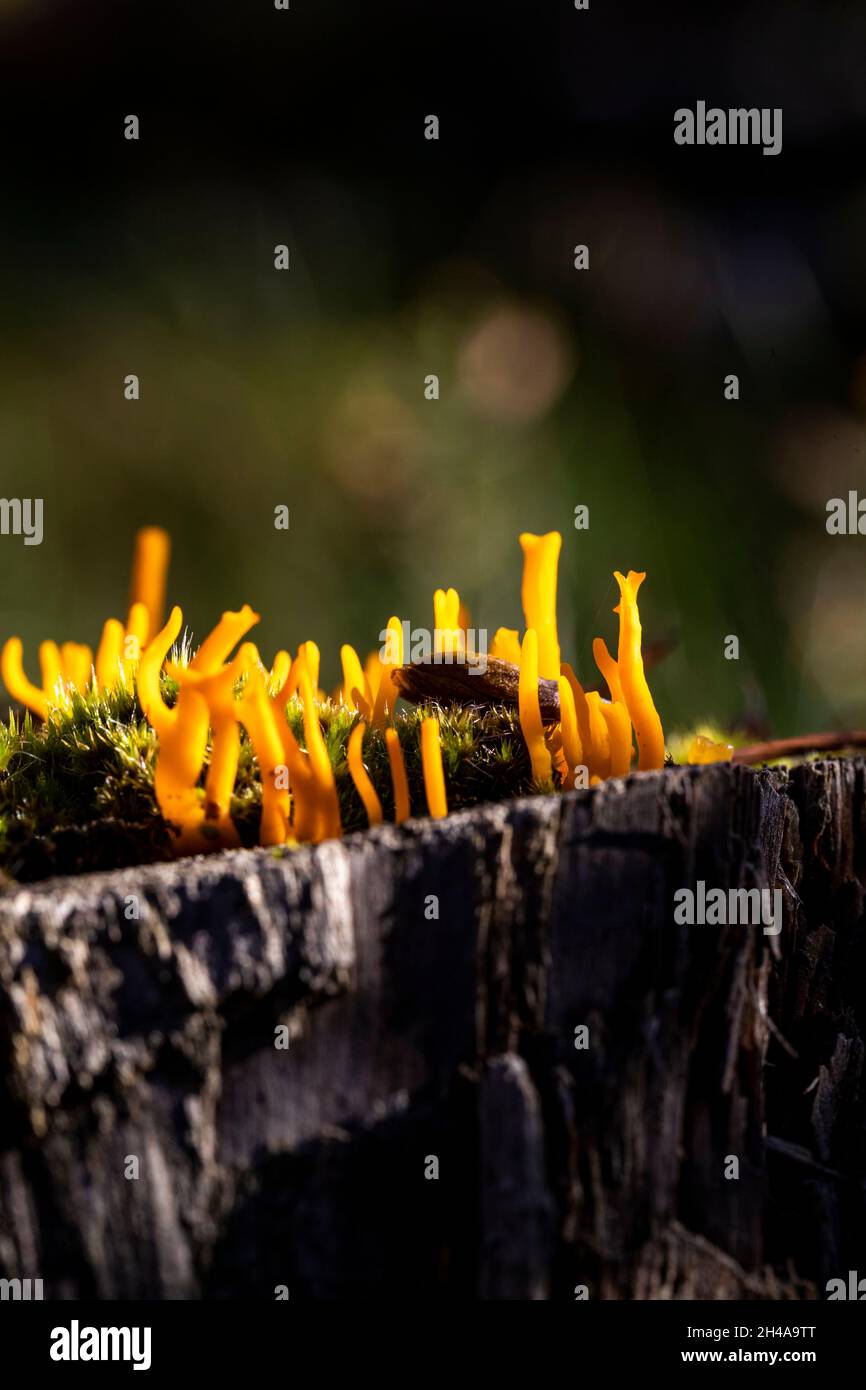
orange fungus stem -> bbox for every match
[385,728,410,824]
[347,722,383,827]
[613,570,665,771]
[421,716,448,819]
[128,526,170,642]
[518,628,552,783]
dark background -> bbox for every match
[1,0,865,740]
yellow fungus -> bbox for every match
[297,640,320,693]
[180,644,258,845]
[687,734,734,765]
[124,600,150,660]
[191,605,260,675]
[560,662,592,762]
[296,658,342,842]
[519,532,561,680]
[348,722,383,827]
[363,649,382,703]
[270,650,291,693]
[60,643,92,694]
[340,644,369,713]
[128,526,170,641]
[39,641,63,704]
[434,587,463,657]
[95,621,125,691]
[153,686,210,850]
[203,713,242,843]
[142,608,261,852]
[613,570,665,771]
[553,749,569,784]
[236,668,291,846]
[600,699,632,777]
[140,617,241,849]
[118,601,150,682]
[518,628,553,783]
[267,641,327,710]
[275,662,343,835]
[489,627,522,664]
[276,720,316,843]
[557,676,583,790]
[385,728,410,824]
[1,638,49,720]
[175,641,258,840]
[287,761,329,845]
[421,716,448,819]
[137,606,183,739]
[270,651,301,713]
[2,520,670,860]
[372,615,403,728]
[585,692,612,780]
[593,637,625,707]
[2,526,172,718]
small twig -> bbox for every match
[732,731,866,765]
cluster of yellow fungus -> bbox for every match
[1,527,168,721]
[0,525,444,853]
[0,521,671,859]
[514,533,666,788]
[340,615,404,728]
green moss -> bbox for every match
[0,672,539,881]
[5,664,851,884]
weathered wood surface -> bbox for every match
[0,759,864,1300]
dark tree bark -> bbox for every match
[1,759,864,1300]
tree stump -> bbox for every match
[1,759,864,1300]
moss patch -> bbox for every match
[0,669,542,882]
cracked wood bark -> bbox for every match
[0,759,864,1300]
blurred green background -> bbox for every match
[2,0,866,740]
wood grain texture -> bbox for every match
[1,759,864,1300]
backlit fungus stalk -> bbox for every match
[420,716,448,819]
[520,531,561,679]
[514,533,666,787]
[347,722,383,827]
[518,629,552,783]
[1,520,673,861]
[340,619,400,727]
[141,603,261,852]
[613,570,665,771]
[385,728,411,825]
